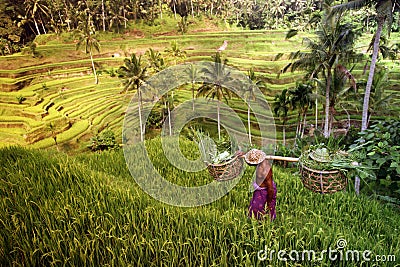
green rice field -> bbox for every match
[1,139,399,266]
[1,27,399,150]
[1,20,400,267]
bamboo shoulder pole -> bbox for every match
[264,155,299,162]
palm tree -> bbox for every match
[329,64,357,133]
[282,5,361,137]
[273,89,291,146]
[145,48,174,135]
[75,12,100,84]
[368,68,394,122]
[165,40,186,65]
[118,53,148,141]
[331,0,399,131]
[289,82,314,138]
[47,122,57,145]
[24,0,49,35]
[164,41,186,126]
[197,53,233,140]
[185,63,200,111]
[354,67,394,124]
[109,4,128,33]
[146,48,166,73]
[244,67,263,145]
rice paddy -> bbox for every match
[1,141,399,266]
[0,28,399,150]
[1,20,400,266]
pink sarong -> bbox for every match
[248,181,277,221]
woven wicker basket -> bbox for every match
[207,156,244,181]
[299,163,347,194]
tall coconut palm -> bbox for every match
[273,89,291,146]
[197,53,233,140]
[118,54,148,141]
[185,63,200,111]
[331,0,400,131]
[282,5,361,137]
[244,67,263,145]
[145,48,174,135]
[164,41,186,125]
[75,12,100,85]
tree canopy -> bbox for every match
[3,0,398,55]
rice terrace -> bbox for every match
[1,0,400,266]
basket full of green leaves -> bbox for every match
[299,144,349,194]
[194,130,244,181]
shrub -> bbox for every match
[16,95,26,104]
[89,130,119,152]
[177,16,189,34]
[146,109,163,129]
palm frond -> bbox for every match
[285,29,298,39]
[274,53,284,61]
[308,13,322,25]
[331,0,371,15]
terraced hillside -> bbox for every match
[0,29,399,150]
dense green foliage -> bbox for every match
[1,139,400,266]
[89,129,119,151]
[1,0,399,55]
[349,119,400,203]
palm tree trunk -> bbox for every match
[138,89,143,142]
[58,11,63,26]
[324,68,332,138]
[102,0,106,31]
[33,17,41,35]
[190,0,195,18]
[328,106,335,136]
[192,85,195,111]
[362,17,384,131]
[301,112,307,138]
[217,100,221,140]
[159,0,163,19]
[41,20,47,34]
[315,94,318,130]
[296,113,301,137]
[62,0,71,31]
[90,51,98,84]
[123,3,127,28]
[39,13,47,34]
[173,0,177,19]
[168,100,172,136]
[282,123,286,146]
[341,104,351,132]
[247,103,252,145]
